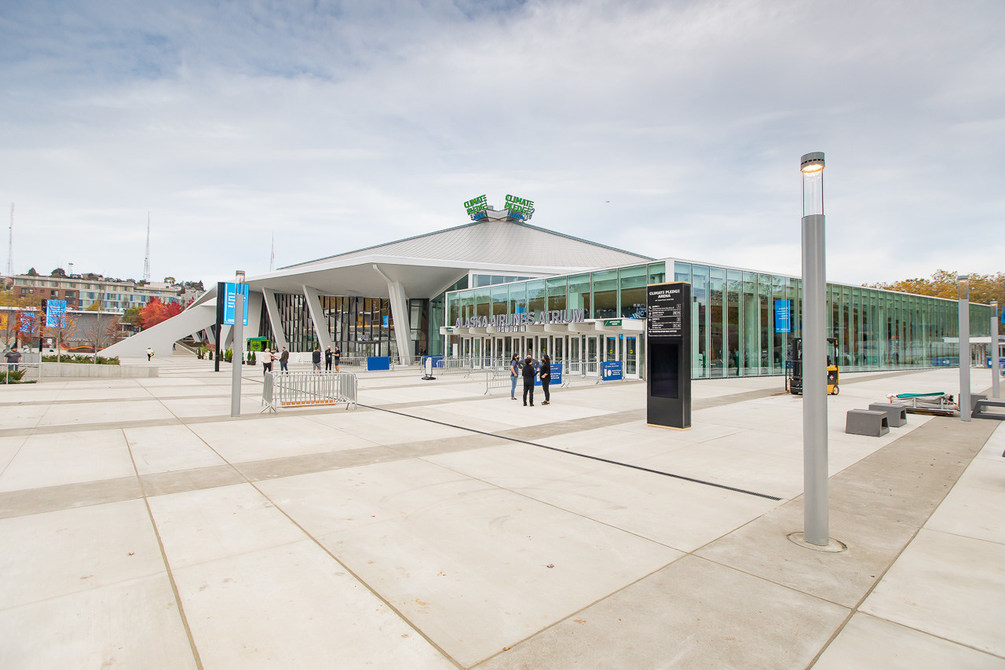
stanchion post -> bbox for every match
[991,300,1000,399]
[958,275,970,422]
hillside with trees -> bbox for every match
[866,270,1004,305]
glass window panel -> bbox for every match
[567,274,591,316]
[648,262,666,285]
[674,262,692,284]
[592,269,618,319]
[547,276,567,311]
[526,279,546,314]
[619,265,647,318]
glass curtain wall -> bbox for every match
[443,261,993,377]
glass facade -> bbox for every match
[444,258,992,378]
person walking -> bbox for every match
[324,346,333,371]
[509,354,519,400]
[279,346,290,373]
[540,354,552,405]
[333,345,341,372]
[521,354,537,406]
[146,347,154,361]
[261,349,274,374]
[312,346,322,372]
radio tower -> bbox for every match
[6,203,12,276]
[142,212,151,282]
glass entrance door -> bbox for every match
[624,335,638,378]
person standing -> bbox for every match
[509,354,519,400]
[146,347,153,361]
[279,346,290,373]
[261,349,274,374]
[324,346,333,371]
[312,346,322,372]
[4,346,21,372]
[521,354,536,406]
[333,345,341,372]
[540,354,552,405]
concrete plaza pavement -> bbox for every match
[0,356,1003,668]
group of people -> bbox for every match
[258,345,342,373]
[311,346,341,372]
[509,353,553,406]
[260,346,289,373]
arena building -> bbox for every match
[103,197,994,379]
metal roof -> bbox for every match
[281,210,652,272]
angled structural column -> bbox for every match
[261,288,289,351]
[372,264,413,366]
[302,285,334,352]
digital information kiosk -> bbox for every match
[646,282,692,429]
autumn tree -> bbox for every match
[80,313,123,351]
[139,298,183,329]
[867,270,1004,305]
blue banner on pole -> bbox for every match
[601,360,623,381]
[45,299,67,328]
[774,299,791,333]
[223,283,249,326]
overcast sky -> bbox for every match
[2,0,1002,288]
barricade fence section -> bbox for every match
[263,371,357,410]
[484,369,512,395]
[2,362,42,384]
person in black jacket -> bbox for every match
[540,354,551,405]
[522,354,537,406]
[324,346,333,371]
[312,346,322,371]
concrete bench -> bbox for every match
[972,399,1005,421]
[846,409,889,437]
[868,403,908,428]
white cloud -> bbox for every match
[0,0,1002,286]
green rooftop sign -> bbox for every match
[505,194,535,220]
[464,194,488,220]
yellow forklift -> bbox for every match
[785,337,840,395]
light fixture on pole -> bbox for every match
[797,151,835,549]
[992,300,1000,399]
[958,274,970,421]
[231,270,246,418]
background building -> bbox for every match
[10,274,192,313]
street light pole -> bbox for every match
[800,151,829,547]
[991,300,1000,399]
[231,270,245,418]
[958,275,970,422]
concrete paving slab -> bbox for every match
[172,540,454,669]
[146,483,307,569]
[304,408,470,445]
[0,575,197,670]
[0,499,164,609]
[427,443,781,551]
[923,455,1005,545]
[36,398,175,427]
[0,402,49,431]
[813,612,1004,669]
[860,528,1005,657]
[124,424,228,475]
[186,415,379,464]
[258,459,681,667]
[479,554,850,670]
[0,429,135,492]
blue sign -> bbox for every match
[223,283,250,326]
[45,299,67,328]
[774,299,791,333]
[986,357,1005,369]
[534,362,562,386]
[601,360,623,381]
[382,315,389,328]
[367,356,390,371]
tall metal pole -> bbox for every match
[958,275,970,422]
[992,300,1000,399]
[231,272,245,417]
[800,152,829,546]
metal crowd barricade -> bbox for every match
[484,369,513,395]
[434,358,474,377]
[263,371,357,410]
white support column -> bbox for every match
[372,264,413,366]
[261,288,289,350]
[302,286,334,352]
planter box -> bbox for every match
[41,363,159,378]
